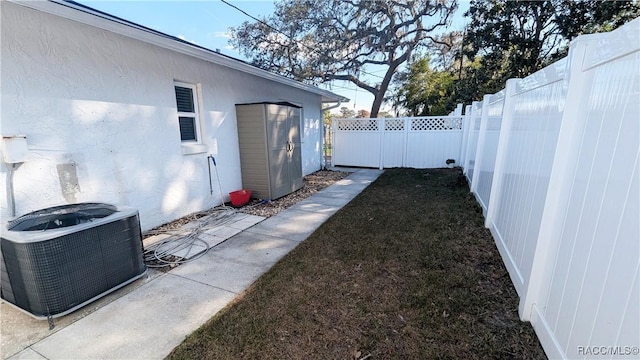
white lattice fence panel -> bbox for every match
[335,119,378,131]
[384,118,405,131]
[411,117,463,131]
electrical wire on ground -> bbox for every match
[143,206,244,268]
[142,154,243,269]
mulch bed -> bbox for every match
[168,168,546,359]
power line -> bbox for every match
[220,0,282,36]
[220,0,384,80]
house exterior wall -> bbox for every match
[0,2,324,230]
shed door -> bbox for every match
[267,105,291,199]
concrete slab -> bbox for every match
[160,239,208,259]
[346,169,384,177]
[226,214,265,230]
[200,212,254,229]
[202,225,242,240]
[305,191,356,205]
[142,233,172,248]
[210,232,300,267]
[1,270,163,359]
[145,213,251,261]
[6,348,46,360]
[328,166,371,173]
[196,232,230,248]
[324,181,371,194]
[245,208,333,242]
[171,253,268,294]
[30,274,236,360]
[286,198,343,214]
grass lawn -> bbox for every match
[168,168,546,359]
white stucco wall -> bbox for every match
[0,2,325,230]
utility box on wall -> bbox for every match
[1,135,29,164]
[235,102,303,200]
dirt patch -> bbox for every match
[168,168,546,359]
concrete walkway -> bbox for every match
[1,169,382,360]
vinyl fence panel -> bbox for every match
[471,91,505,214]
[332,116,464,169]
[459,104,472,168]
[332,119,382,168]
[486,59,568,296]
[405,117,463,168]
[463,101,482,183]
[520,21,640,359]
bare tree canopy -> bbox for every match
[230,0,458,117]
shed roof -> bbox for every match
[10,0,349,104]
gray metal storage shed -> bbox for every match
[235,102,303,200]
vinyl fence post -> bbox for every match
[378,118,384,170]
[460,104,472,170]
[331,118,336,168]
[454,103,463,116]
[402,117,410,167]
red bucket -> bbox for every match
[229,189,252,207]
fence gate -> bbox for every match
[331,116,464,169]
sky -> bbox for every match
[81,0,469,113]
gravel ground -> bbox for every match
[239,170,349,217]
[141,170,349,269]
[143,170,350,237]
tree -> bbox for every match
[356,109,371,118]
[464,0,640,93]
[322,109,333,125]
[337,106,356,118]
[230,0,458,117]
[391,56,456,116]
[377,111,395,118]
[322,106,356,125]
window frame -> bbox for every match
[174,81,207,155]
[174,82,202,143]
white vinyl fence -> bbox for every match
[461,18,639,360]
[332,116,464,169]
[462,101,482,184]
[329,17,639,360]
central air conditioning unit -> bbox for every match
[0,203,147,320]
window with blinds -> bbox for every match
[174,83,199,142]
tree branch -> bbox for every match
[326,74,377,94]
